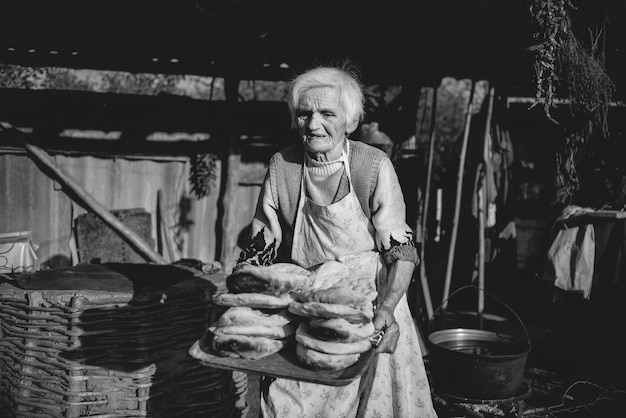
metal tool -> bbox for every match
[369,330,385,347]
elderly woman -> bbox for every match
[235,65,437,417]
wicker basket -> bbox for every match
[0,264,244,418]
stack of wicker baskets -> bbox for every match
[0,264,245,418]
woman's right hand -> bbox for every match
[373,305,400,354]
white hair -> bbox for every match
[287,66,365,129]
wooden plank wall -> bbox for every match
[0,152,234,269]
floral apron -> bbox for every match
[260,145,437,418]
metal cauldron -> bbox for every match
[427,286,531,400]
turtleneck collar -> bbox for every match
[305,140,349,177]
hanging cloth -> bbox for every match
[545,224,596,299]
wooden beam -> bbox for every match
[219,77,243,273]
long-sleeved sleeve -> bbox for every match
[370,158,419,266]
[235,171,284,269]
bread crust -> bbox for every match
[307,318,375,343]
[292,285,367,305]
[214,292,293,309]
[295,323,372,354]
[216,306,294,327]
[288,301,373,323]
[307,260,376,297]
[211,333,288,359]
[295,343,360,371]
[209,322,297,339]
[231,263,312,295]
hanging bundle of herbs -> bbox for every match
[529,0,614,128]
[529,0,615,206]
[558,26,615,135]
[528,0,573,124]
[190,154,218,198]
[553,127,585,205]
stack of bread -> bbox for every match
[289,261,378,371]
[201,263,312,360]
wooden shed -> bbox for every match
[1,0,624,271]
[1,1,625,417]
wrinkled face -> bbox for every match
[295,86,356,161]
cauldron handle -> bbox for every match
[427,285,531,348]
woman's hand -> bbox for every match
[373,305,400,354]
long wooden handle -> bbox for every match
[10,129,167,264]
[442,82,476,310]
[419,87,437,319]
[478,86,496,321]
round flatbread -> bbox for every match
[295,323,372,354]
[216,306,294,327]
[296,343,360,371]
[307,261,377,297]
[209,322,297,339]
[213,292,293,309]
[291,285,368,305]
[229,263,312,295]
[288,301,373,323]
[307,318,376,343]
[226,272,272,294]
[210,332,288,360]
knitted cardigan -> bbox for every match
[268,140,386,260]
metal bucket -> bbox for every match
[427,286,531,400]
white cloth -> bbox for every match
[546,224,595,299]
[260,147,437,418]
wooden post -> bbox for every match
[477,184,486,329]
[220,153,241,273]
[219,77,242,273]
[441,82,476,310]
[157,189,175,263]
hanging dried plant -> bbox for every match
[189,154,218,198]
[558,26,615,136]
[553,129,583,206]
[528,0,615,132]
[528,0,573,123]
[529,0,615,206]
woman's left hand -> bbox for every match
[373,305,400,354]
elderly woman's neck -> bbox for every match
[306,139,347,163]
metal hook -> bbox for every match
[369,330,385,347]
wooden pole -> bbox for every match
[219,77,242,273]
[418,87,437,319]
[477,86,496,324]
[220,153,240,272]
[441,82,476,310]
[157,189,175,263]
[477,182,485,330]
[2,124,167,264]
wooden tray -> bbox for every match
[189,340,376,386]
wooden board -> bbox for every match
[555,210,626,229]
[190,340,376,386]
[588,210,626,219]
